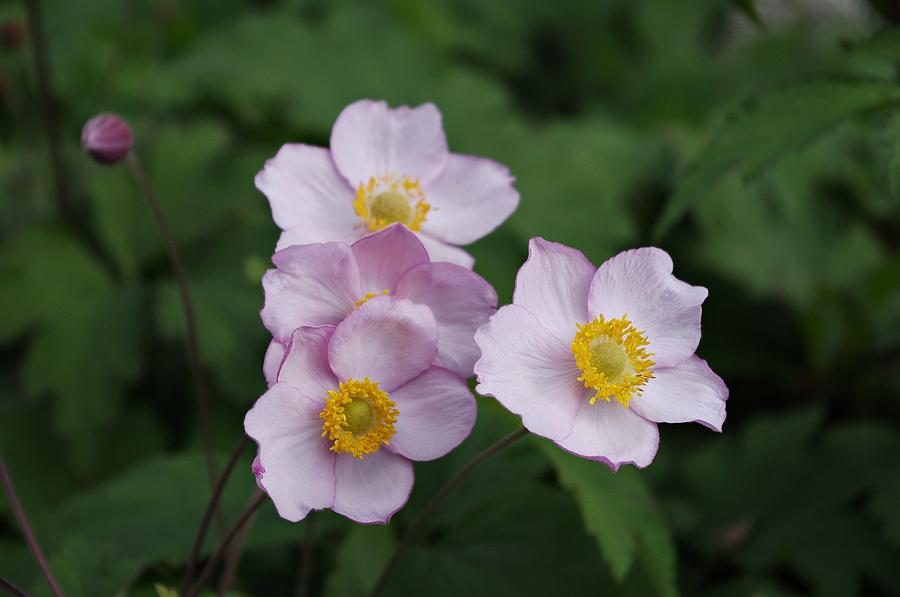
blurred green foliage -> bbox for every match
[1,0,900,595]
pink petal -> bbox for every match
[244,383,337,522]
[332,449,414,524]
[394,262,497,377]
[387,367,476,461]
[330,100,448,187]
[588,247,707,368]
[263,340,287,387]
[251,453,266,492]
[415,233,475,268]
[254,144,359,249]
[421,154,519,245]
[328,296,438,391]
[351,224,429,294]
[631,356,728,432]
[261,242,361,342]
[474,305,583,441]
[557,399,660,470]
[277,326,340,401]
[513,238,595,344]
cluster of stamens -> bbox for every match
[353,174,430,232]
[320,378,398,459]
[571,314,655,407]
[354,289,390,309]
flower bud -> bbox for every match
[0,18,25,50]
[81,113,133,165]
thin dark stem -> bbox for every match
[180,435,251,597]
[294,516,315,597]
[0,575,29,597]
[0,453,64,597]
[185,492,267,597]
[24,0,71,227]
[370,427,529,597]
[215,492,260,597]
[125,152,219,518]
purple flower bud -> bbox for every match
[81,113,133,165]
[0,19,25,50]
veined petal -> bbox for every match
[513,238,595,344]
[244,383,337,522]
[415,233,475,269]
[263,340,287,387]
[474,305,583,441]
[394,262,497,377]
[330,100,448,187]
[255,144,359,247]
[277,326,339,401]
[328,296,438,391]
[421,154,519,245]
[352,224,428,294]
[557,399,659,470]
[588,247,707,368]
[261,242,361,342]
[332,450,414,524]
[631,356,728,432]
[387,367,476,461]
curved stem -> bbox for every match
[185,492,267,597]
[24,0,71,228]
[0,574,29,597]
[0,453,64,597]
[294,516,315,597]
[180,435,251,596]
[215,492,260,597]
[125,152,218,508]
[370,427,529,597]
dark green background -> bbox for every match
[2,0,899,595]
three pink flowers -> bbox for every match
[245,99,728,524]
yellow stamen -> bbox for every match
[571,314,655,407]
[320,378,398,459]
[354,289,390,309]
[353,174,430,232]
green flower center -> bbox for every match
[369,191,413,225]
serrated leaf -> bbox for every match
[656,79,900,237]
[540,443,678,597]
[0,228,143,471]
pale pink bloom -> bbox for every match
[261,224,496,383]
[256,99,519,268]
[245,297,476,524]
[475,239,727,470]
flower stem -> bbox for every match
[369,427,529,597]
[0,574,29,597]
[215,492,260,597]
[125,152,219,512]
[24,0,72,228]
[0,453,64,597]
[180,435,251,597]
[294,516,315,597]
[185,491,267,597]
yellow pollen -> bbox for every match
[354,289,390,309]
[571,314,655,408]
[320,378,398,459]
[353,174,430,232]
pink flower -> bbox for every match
[256,99,519,268]
[261,224,496,383]
[474,239,727,470]
[245,297,476,524]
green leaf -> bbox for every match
[376,403,611,597]
[0,228,143,471]
[656,79,900,237]
[541,443,678,596]
[325,525,395,597]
